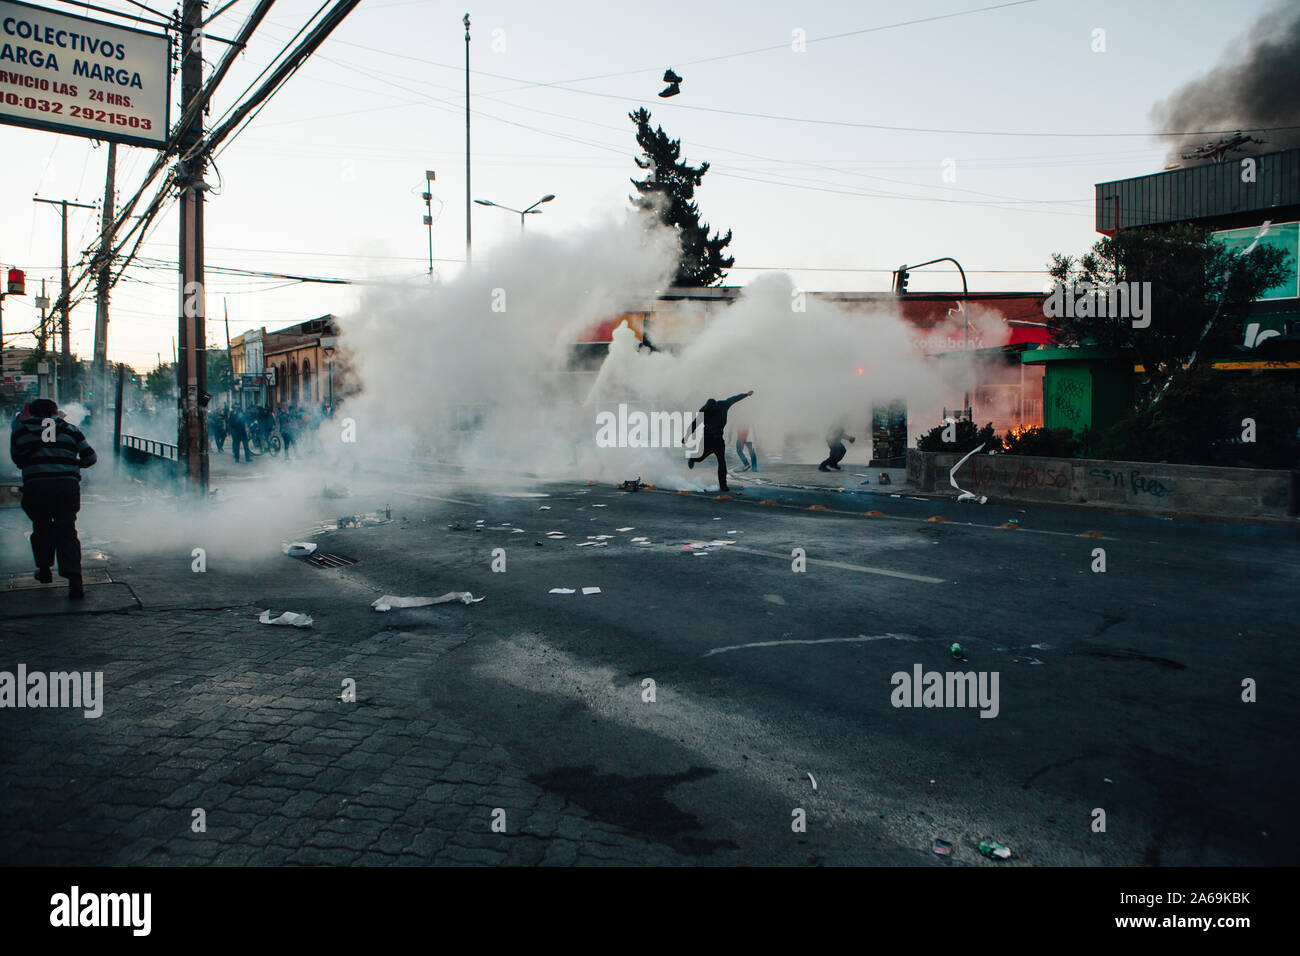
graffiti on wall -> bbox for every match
[1088,468,1172,499]
[1050,377,1086,426]
[971,461,1072,492]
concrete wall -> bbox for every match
[908,449,1298,519]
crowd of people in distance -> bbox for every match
[209,403,335,463]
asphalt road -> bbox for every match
[3,454,1296,867]
[278,466,1299,866]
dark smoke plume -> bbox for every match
[1151,3,1300,163]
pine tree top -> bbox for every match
[629,108,734,287]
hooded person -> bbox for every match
[682,390,753,493]
[9,397,98,598]
[819,425,855,471]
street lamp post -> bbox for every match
[464,13,471,265]
[474,194,556,231]
[902,256,971,419]
[422,170,436,276]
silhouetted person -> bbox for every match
[279,407,298,460]
[683,390,753,493]
[9,398,97,599]
[229,407,252,462]
[212,407,228,452]
[819,426,855,471]
[734,422,757,472]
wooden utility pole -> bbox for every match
[177,0,209,492]
[33,196,96,402]
[93,142,117,421]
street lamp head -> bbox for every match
[473,199,495,207]
[539,194,555,203]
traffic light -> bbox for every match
[894,266,910,295]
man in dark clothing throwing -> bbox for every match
[9,398,98,599]
[683,390,753,493]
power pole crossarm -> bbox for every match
[33,196,96,402]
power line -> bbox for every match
[318,33,1300,141]
[509,0,1043,87]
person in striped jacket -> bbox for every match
[9,398,98,599]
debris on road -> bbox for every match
[950,642,966,662]
[932,838,952,856]
[549,588,576,594]
[281,542,318,557]
[545,531,566,539]
[259,610,313,627]
[371,592,484,611]
[538,505,551,510]
[631,536,649,543]
[336,512,391,529]
[948,443,989,504]
[807,772,818,791]
[582,587,601,595]
[978,841,1013,860]
[576,541,607,548]
[618,478,645,492]
[616,526,634,532]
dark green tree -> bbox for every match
[144,363,174,400]
[629,107,734,287]
[206,348,232,396]
[1047,224,1288,407]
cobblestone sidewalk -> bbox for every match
[0,598,684,866]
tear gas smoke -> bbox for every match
[339,212,983,490]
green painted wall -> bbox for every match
[1031,353,1137,437]
[1044,364,1092,431]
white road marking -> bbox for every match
[725,545,945,583]
[702,633,921,657]
[395,490,483,507]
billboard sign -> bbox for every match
[1211,221,1299,302]
[0,0,170,148]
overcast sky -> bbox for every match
[0,0,1286,371]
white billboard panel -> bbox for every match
[0,0,170,148]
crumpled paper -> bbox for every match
[259,610,314,627]
[371,592,484,611]
[281,542,318,556]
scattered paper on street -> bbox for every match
[259,610,313,627]
[371,592,484,611]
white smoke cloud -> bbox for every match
[334,215,969,489]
